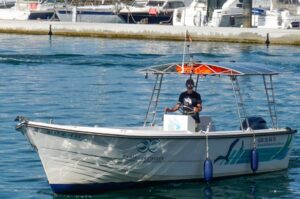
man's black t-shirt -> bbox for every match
[178,91,202,123]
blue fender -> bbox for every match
[251,148,259,172]
[204,158,213,182]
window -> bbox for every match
[165,1,185,9]
[147,1,164,7]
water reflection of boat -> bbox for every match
[0,0,58,20]
[15,41,297,194]
[56,3,125,23]
[119,0,186,24]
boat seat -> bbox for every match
[199,116,216,132]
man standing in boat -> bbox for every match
[165,78,202,130]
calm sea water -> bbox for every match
[0,34,300,199]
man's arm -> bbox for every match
[165,103,180,113]
[193,103,202,113]
[194,93,202,113]
[165,93,183,113]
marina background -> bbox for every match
[0,33,300,198]
[1,0,300,45]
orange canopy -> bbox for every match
[140,62,278,76]
[175,63,240,75]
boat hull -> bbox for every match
[56,10,124,23]
[28,11,56,20]
[17,121,296,194]
[0,9,55,20]
[119,12,173,24]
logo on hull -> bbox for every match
[136,139,160,153]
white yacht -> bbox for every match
[0,0,59,20]
[207,0,300,28]
[56,4,125,23]
[173,0,207,27]
[0,0,15,8]
[253,0,300,29]
[208,0,246,27]
[119,0,186,24]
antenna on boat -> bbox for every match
[181,29,200,91]
[181,28,192,72]
[181,29,187,71]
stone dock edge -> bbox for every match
[1,20,300,45]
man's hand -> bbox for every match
[194,104,202,113]
[165,104,181,113]
[165,107,171,113]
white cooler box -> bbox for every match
[163,114,195,132]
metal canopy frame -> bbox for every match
[141,62,279,129]
[140,62,279,76]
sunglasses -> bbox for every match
[186,84,194,88]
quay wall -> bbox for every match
[0,20,300,45]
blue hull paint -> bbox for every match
[28,12,56,20]
[51,179,201,195]
[51,181,163,195]
[50,168,289,195]
[51,183,134,195]
[119,13,173,24]
[57,10,115,16]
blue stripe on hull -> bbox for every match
[50,179,201,195]
[28,12,56,20]
[50,169,288,195]
[51,181,161,195]
[58,11,115,15]
[119,13,172,24]
[51,183,130,194]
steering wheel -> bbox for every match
[179,104,195,115]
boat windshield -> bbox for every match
[146,1,165,7]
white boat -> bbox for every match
[119,0,186,24]
[0,0,15,8]
[173,0,207,27]
[15,48,297,194]
[207,0,300,28]
[208,0,246,27]
[0,0,58,20]
[173,0,249,27]
[251,0,300,29]
[254,12,300,29]
[56,4,125,23]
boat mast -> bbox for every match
[181,28,187,70]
